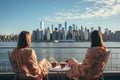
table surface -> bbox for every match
[48,66,71,72]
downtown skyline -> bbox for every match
[0,0,120,35]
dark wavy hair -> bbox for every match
[17,31,31,49]
[91,30,105,47]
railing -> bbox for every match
[0,47,120,72]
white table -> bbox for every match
[48,66,71,80]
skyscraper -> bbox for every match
[47,27,50,40]
[90,27,94,32]
[64,21,67,31]
[40,21,44,30]
[64,21,67,40]
[98,26,101,32]
[58,24,62,31]
[51,24,54,34]
[72,24,76,30]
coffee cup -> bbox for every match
[51,61,57,68]
[60,62,66,69]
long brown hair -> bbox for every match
[91,30,105,47]
[17,31,31,49]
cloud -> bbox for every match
[92,0,120,17]
[84,0,97,2]
[44,0,120,22]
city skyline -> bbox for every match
[0,0,120,35]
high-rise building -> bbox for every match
[84,27,89,41]
[72,24,76,30]
[32,29,44,42]
[80,25,85,41]
[36,29,43,41]
[50,24,54,34]
[39,21,45,40]
[61,28,65,40]
[64,22,67,40]
[76,26,78,31]
[90,27,94,32]
[105,28,109,35]
[32,30,36,41]
[47,27,50,40]
[98,26,101,32]
[52,28,58,40]
[58,24,62,31]
[40,21,44,30]
[68,26,72,32]
[81,26,83,32]
[64,21,67,31]
[115,31,120,41]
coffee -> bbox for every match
[60,62,66,69]
[51,62,57,68]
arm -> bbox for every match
[26,49,42,76]
[38,58,51,76]
[66,58,80,79]
[78,49,95,79]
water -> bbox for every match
[0,42,120,61]
[0,42,120,72]
[1,41,120,47]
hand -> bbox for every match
[66,58,79,67]
[39,58,51,76]
[39,58,51,67]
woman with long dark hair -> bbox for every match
[10,31,50,80]
[66,30,110,80]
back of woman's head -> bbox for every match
[91,30,104,47]
[17,31,31,49]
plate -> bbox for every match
[47,65,71,72]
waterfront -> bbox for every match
[1,41,120,47]
[0,42,120,72]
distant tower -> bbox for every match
[105,28,109,35]
[98,26,101,32]
[47,27,50,40]
[68,25,72,32]
[64,21,67,31]
[64,21,67,40]
[40,21,44,30]
[72,24,76,30]
[51,24,54,34]
[58,24,62,31]
[84,27,89,41]
[91,27,94,32]
[80,25,84,41]
[81,25,83,32]
[76,26,78,30]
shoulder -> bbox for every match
[11,48,18,54]
[88,46,107,51]
[87,47,109,54]
[25,48,34,52]
[25,48,35,55]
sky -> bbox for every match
[0,0,120,35]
